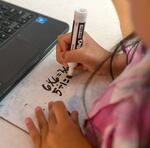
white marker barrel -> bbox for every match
[67,8,87,77]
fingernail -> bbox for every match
[25,118,30,125]
[35,106,41,112]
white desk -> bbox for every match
[0,0,121,147]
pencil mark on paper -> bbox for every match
[24,103,28,107]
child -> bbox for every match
[25,0,150,148]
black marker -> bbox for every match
[67,8,87,77]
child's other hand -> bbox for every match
[25,101,91,148]
[56,32,111,74]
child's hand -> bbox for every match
[56,32,111,74]
[25,101,92,148]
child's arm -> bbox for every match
[112,0,134,37]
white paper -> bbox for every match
[0,48,111,132]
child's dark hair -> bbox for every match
[82,32,141,146]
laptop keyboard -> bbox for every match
[0,2,35,45]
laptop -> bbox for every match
[0,0,69,101]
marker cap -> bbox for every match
[74,8,87,22]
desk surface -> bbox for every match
[0,0,121,147]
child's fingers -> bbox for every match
[52,101,69,123]
[64,49,86,64]
[56,33,72,65]
[48,102,57,131]
[25,117,41,148]
[57,33,71,56]
[35,107,48,140]
[57,33,71,45]
[56,44,65,64]
[70,111,79,126]
[58,37,70,53]
[75,64,87,71]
